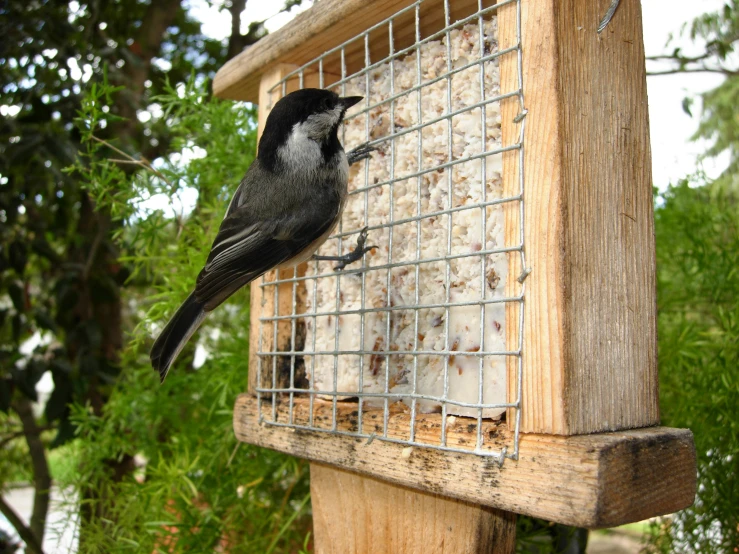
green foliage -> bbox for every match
[0,0,235,441]
[62,79,312,552]
[690,0,739,172]
[695,76,739,172]
[0,412,33,484]
[644,4,739,552]
[0,4,245,549]
[644,177,739,553]
[67,354,311,553]
[47,440,82,483]
[658,0,739,74]
[0,0,231,480]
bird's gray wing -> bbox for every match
[194,197,338,312]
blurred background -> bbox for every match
[1,0,737,552]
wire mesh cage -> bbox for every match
[251,0,525,464]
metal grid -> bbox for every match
[255,0,527,464]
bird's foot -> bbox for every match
[347,143,376,166]
[312,227,376,270]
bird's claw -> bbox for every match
[334,226,376,271]
[311,227,376,270]
[347,143,376,166]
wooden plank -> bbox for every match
[498,2,524,428]
[496,0,659,434]
[311,463,517,553]
[248,65,298,394]
[248,66,340,394]
[235,395,696,529]
[500,0,568,435]
[213,0,496,103]
[557,0,658,434]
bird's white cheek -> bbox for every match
[278,126,323,170]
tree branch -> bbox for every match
[83,225,106,281]
[14,397,51,547]
[0,425,55,449]
[647,67,738,77]
[116,0,182,138]
[227,1,268,59]
[91,135,173,187]
[646,47,738,77]
[241,20,267,48]
[646,53,713,64]
[0,495,45,554]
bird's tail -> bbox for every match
[150,292,207,383]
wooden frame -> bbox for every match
[214,0,696,546]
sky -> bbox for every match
[641,0,728,187]
[186,0,314,38]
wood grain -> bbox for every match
[498,1,525,428]
[311,463,517,554]
[556,0,658,434]
[235,395,695,529]
[213,0,496,102]
[497,0,659,434]
[502,0,568,436]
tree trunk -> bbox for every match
[14,396,51,549]
[228,0,248,60]
[0,496,45,554]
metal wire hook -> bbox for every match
[597,0,621,34]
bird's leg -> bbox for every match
[347,143,376,166]
[312,227,377,271]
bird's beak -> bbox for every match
[340,96,363,109]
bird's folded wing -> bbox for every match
[194,204,336,311]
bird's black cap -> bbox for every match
[258,88,364,170]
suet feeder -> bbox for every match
[213,0,696,551]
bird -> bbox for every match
[150,88,375,382]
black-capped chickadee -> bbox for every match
[151,88,375,382]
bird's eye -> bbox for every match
[322,98,334,111]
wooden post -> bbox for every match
[311,464,517,554]
[500,0,658,435]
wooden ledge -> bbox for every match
[234,394,695,529]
